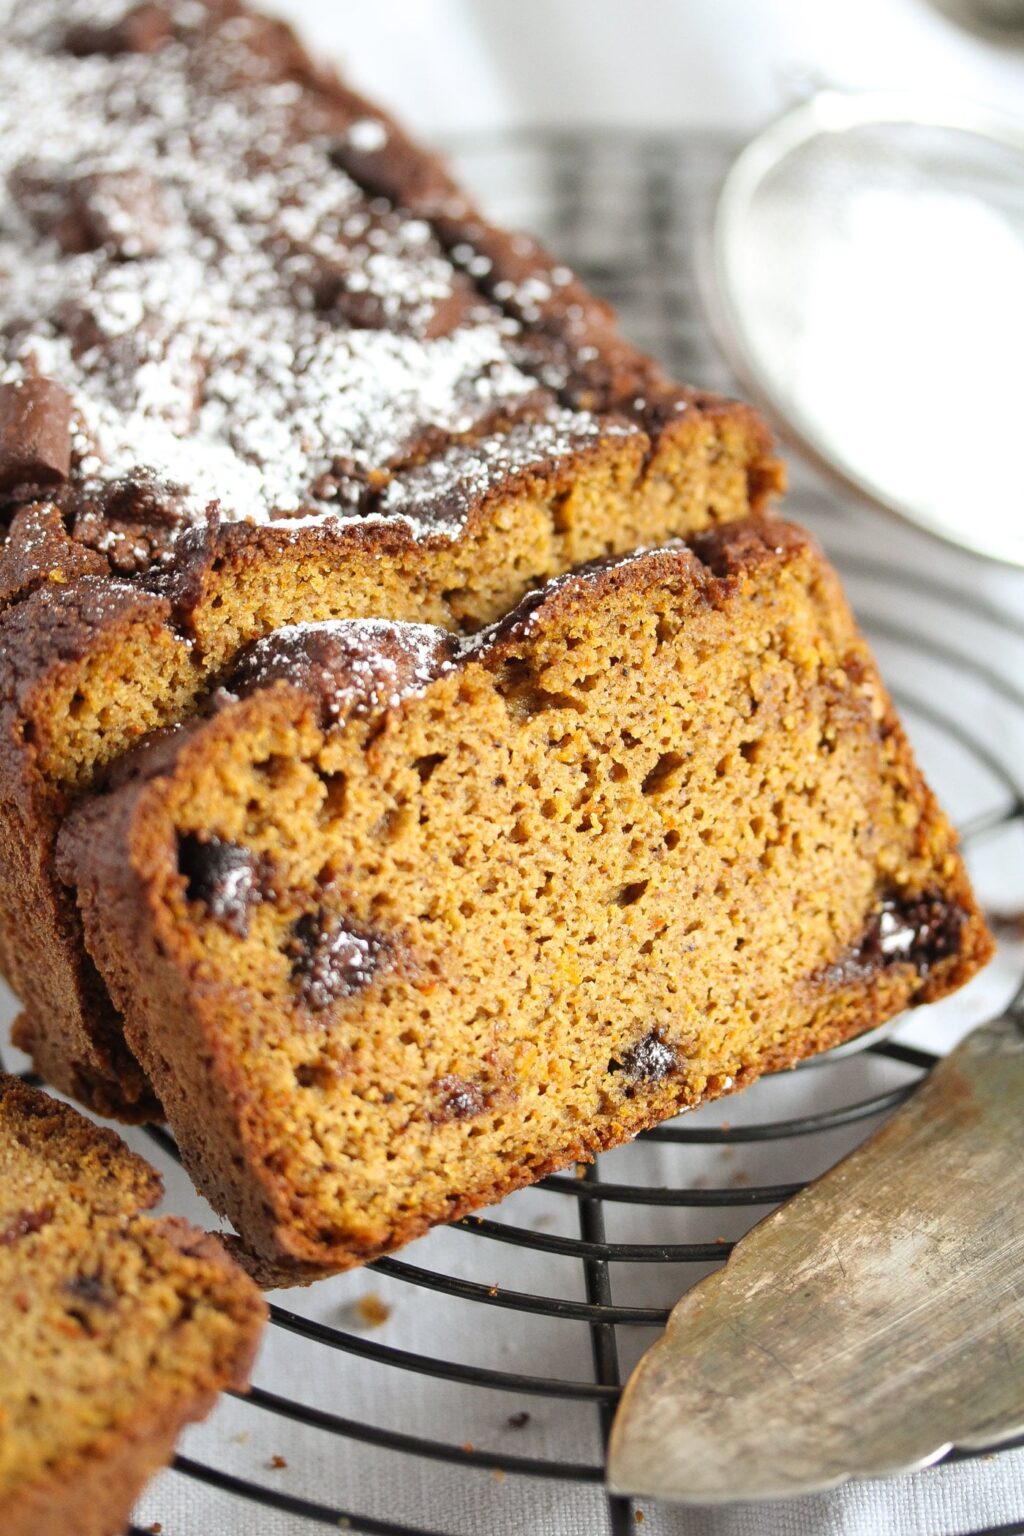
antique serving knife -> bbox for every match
[608,997,1024,1502]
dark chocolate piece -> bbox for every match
[229,621,457,727]
[70,170,170,260]
[0,501,107,607]
[178,834,266,938]
[430,1074,487,1122]
[288,910,389,1011]
[1,1204,54,1244]
[825,892,965,986]
[63,1273,117,1310]
[618,1028,678,1084]
[6,165,168,260]
[72,474,189,575]
[305,205,483,340]
[866,895,965,974]
[65,3,174,57]
[0,378,73,493]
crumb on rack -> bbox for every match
[354,1291,392,1328]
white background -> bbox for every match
[271,0,1024,136]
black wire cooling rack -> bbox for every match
[4,130,1024,1536]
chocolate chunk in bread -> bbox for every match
[619,1029,679,1085]
[0,380,73,495]
[178,833,268,937]
[65,3,175,57]
[288,910,392,1011]
[230,621,458,727]
[823,892,967,987]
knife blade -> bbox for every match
[608,1000,1024,1502]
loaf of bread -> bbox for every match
[0,0,781,1118]
[58,520,992,1282]
[0,1074,266,1536]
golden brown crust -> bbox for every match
[0,1074,162,1211]
[58,520,992,1279]
[3,1409,186,1536]
[0,1075,266,1534]
[0,580,181,1114]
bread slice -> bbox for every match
[0,1074,266,1536]
[57,520,992,1281]
[0,0,780,1118]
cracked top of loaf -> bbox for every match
[0,0,750,581]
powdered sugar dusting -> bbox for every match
[379,411,637,528]
[0,0,599,556]
[229,617,459,721]
[345,118,388,155]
